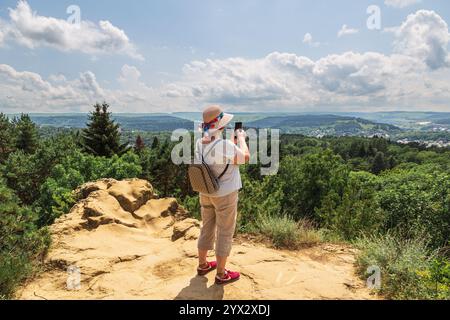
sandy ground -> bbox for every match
[18,179,376,300]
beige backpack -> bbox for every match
[188,140,230,194]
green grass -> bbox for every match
[253,215,323,249]
[354,233,449,300]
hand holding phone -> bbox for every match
[234,122,246,142]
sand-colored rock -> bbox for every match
[172,219,201,241]
[73,179,116,200]
[134,198,179,221]
[107,179,153,213]
[18,179,377,300]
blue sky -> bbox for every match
[0,0,449,113]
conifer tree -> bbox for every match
[371,151,387,174]
[134,135,145,153]
[81,102,129,157]
[0,113,14,161]
[13,114,38,154]
[151,136,160,149]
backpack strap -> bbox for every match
[201,139,222,161]
[217,163,230,180]
[201,139,230,181]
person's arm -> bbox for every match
[233,130,250,165]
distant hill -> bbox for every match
[245,114,400,136]
[9,112,450,139]
[340,112,450,129]
[24,114,195,132]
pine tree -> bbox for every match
[0,113,14,161]
[81,102,129,157]
[151,136,160,149]
[13,114,38,154]
[134,135,145,153]
[371,151,387,174]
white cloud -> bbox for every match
[157,9,450,111]
[0,64,106,112]
[1,10,450,113]
[385,0,421,8]
[0,28,5,46]
[2,1,143,60]
[78,71,104,97]
[163,51,432,110]
[392,10,450,69]
[337,25,359,38]
[118,65,142,88]
[303,33,320,47]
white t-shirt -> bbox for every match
[195,138,243,198]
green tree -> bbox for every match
[35,149,142,226]
[0,180,50,298]
[81,102,129,157]
[320,171,385,240]
[134,135,145,154]
[2,134,78,205]
[151,136,160,149]
[378,168,450,248]
[372,151,387,174]
[0,113,14,162]
[279,150,349,222]
[13,114,38,154]
[238,171,284,231]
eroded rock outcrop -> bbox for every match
[18,179,375,300]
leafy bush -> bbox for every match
[35,150,142,226]
[253,215,323,249]
[183,195,201,220]
[238,172,284,231]
[421,258,450,299]
[1,134,78,205]
[354,233,445,299]
[278,151,349,222]
[378,168,450,248]
[253,214,301,249]
[319,171,385,240]
[0,181,50,299]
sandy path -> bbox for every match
[18,179,376,300]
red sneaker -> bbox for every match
[197,261,217,276]
[215,270,240,285]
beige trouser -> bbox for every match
[197,191,239,257]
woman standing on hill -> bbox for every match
[195,105,250,285]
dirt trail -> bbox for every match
[18,179,376,300]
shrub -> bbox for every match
[183,195,200,220]
[354,233,441,299]
[414,258,450,300]
[278,151,349,222]
[296,218,324,247]
[0,181,50,299]
[254,214,300,249]
[35,150,142,226]
[319,171,385,240]
[253,215,323,249]
[378,169,450,248]
[238,172,284,231]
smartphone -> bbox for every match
[234,122,243,143]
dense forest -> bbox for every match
[0,104,449,299]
